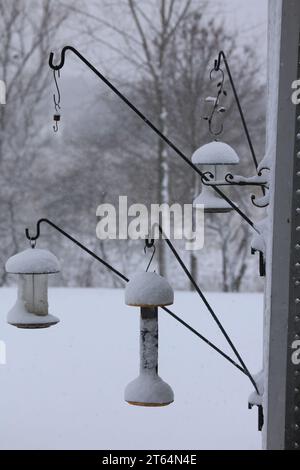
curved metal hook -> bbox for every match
[144,238,156,272]
[49,46,83,71]
[53,70,61,113]
[224,173,235,184]
[209,119,223,136]
[201,171,215,185]
[214,51,226,72]
[207,66,226,137]
[25,219,44,241]
[209,66,224,83]
[49,47,70,70]
[251,194,269,209]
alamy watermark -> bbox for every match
[96,196,204,251]
[291,339,300,365]
[0,80,6,105]
[291,79,300,105]
[0,340,6,365]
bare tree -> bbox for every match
[0,0,72,284]
[45,0,265,291]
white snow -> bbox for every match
[125,372,174,406]
[6,249,60,274]
[230,173,269,186]
[125,272,174,307]
[205,96,217,104]
[0,287,263,450]
[249,370,264,407]
[7,300,59,328]
[191,142,239,165]
[252,218,269,256]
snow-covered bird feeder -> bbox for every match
[5,248,60,329]
[193,185,233,213]
[192,141,239,213]
[124,271,174,407]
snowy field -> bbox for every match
[0,288,263,450]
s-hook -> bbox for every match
[205,66,227,137]
[144,237,156,272]
[53,69,61,132]
[48,46,257,230]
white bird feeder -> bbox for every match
[124,271,174,407]
[192,141,239,213]
[5,248,60,329]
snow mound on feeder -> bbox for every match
[7,300,59,329]
[125,373,174,406]
[248,370,264,407]
[192,141,239,165]
[125,272,174,307]
[6,248,60,274]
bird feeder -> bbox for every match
[124,271,174,407]
[193,185,234,213]
[192,141,239,213]
[5,248,60,329]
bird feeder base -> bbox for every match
[7,303,60,329]
[126,400,174,407]
[204,207,233,213]
[9,319,59,329]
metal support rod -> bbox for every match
[214,51,265,197]
[214,51,259,172]
[25,218,250,380]
[48,46,256,230]
[157,225,259,395]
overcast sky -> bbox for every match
[213,0,268,51]
[57,0,269,117]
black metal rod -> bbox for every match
[157,225,259,395]
[214,51,265,197]
[214,51,259,171]
[48,46,255,229]
[25,218,128,282]
[162,306,246,375]
[25,218,249,378]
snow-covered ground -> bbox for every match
[0,288,263,450]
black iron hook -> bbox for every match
[53,70,61,112]
[144,237,156,272]
[46,46,256,229]
[52,69,61,132]
[25,219,45,242]
[207,66,226,137]
[214,50,225,71]
[251,194,269,209]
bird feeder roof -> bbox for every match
[6,248,60,274]
[125,271,174,307]
[192,141,239,165]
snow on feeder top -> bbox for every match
[5,248,60,329]
[125,271,174,307]
[124,271,174,407]
[6,248,60,274]
[191,141,239,166]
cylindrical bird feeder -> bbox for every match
[5,248,60,329]
[124,271,174,407]
[192,141,239,213]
